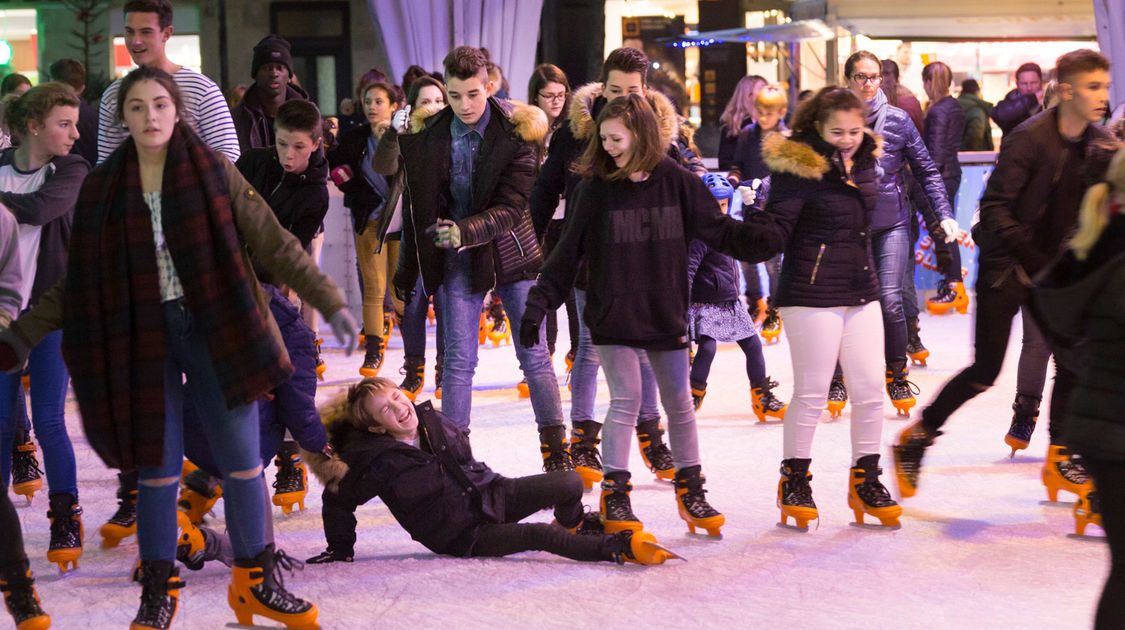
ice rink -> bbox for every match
[10,305,1106,629]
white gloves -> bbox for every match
[327,309,360,356]
[939,218,961,244]
[738,186,757,207]
[391,105,412,133]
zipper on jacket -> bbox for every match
[810,244,826,284]
[510,229,526,258]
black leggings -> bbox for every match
[1081,457,1125,630]
[690,334,766,388]
[470,472,612,562]
[0,489,27,574]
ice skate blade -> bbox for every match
[228,624,318,630]
[776,521,809,532]
[849,521,901,531]
[1066,532,1105,541]
[1038,499,1076,507]
[640,540,686,561]
[683,522,723,538]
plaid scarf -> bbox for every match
[62,123,291,471]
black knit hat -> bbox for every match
[251,35,293,78]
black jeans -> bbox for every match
[0,489,27,575]
[470,471,611,562]
[1080,457,1125,630]
[921,272,1073,441]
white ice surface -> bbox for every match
[10,307,1106,629]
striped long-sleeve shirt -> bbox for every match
[97,67,240,164]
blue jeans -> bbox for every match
[438,257,562,431]
[137,300,269,562]
[872,224,910,364]
[570,290,660,426]
[401,274,444,360]
[0,330,76,498]
[596,346,699,473]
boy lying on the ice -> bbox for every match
[302,377,677,565]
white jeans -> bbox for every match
[779,302,885,464]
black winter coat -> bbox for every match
[525,157,778,350]
[728,121,787,185]
[991,88,1042,138]
[717,116,751,171]
[236,146,329,248]
[382,98,545,297]
[973,107,1115,283]
[865,92,954,231]
[230,83,310,155]
[923,96,966,187]
[314,402,505,558]
[687,240,740,304]
[1031,215,1125,462]
[758,131,882,308]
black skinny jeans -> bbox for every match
[690,335,766,389]
[0,489,27,575]
[470,471,612,562]
[921,271,1073,442]
[1081,457,1125,630]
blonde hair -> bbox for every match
[345,377,399,430]
[754,84,788,112]
[1071,147,1125,260]
[1042,80,1060,110]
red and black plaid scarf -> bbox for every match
[62,123,291,471]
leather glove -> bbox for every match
[306,548,354,564]
[519,316,542,349]
[935,248,953,275]
[327,308,359,356]
[394,280,415,306]
[391,105,411,133]
[738,186,757,207]
[938,218,961,244]
[0,328,29,374]
[426,219,461,249]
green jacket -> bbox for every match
[958,93,994,151]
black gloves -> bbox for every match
[519,316,542,348]
[935,248,953,276]
[393,283,415,306]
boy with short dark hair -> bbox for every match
[376,46,570,469]
[895,49,1115,500]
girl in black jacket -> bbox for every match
[521,94,777,537]
[688,174,787,422]
[757,87,901,530]
[303,378,672,565]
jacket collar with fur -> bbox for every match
[407,97,548,144]
[567,82,680,150]
[761,130,883,180]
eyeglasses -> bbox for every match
[538,91,567,103]
[850,73,881,85]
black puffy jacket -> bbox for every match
[1032,215,1125,462]
[865,90,954,231]
[991,88,1042,138]
[923,96,966,188]
[758,131,882,308]
[687,239,740,304]
[728,121,787,185]
[308,401,506,558]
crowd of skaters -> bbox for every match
[0,0,1122,628]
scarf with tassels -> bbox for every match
[62,123,291,471]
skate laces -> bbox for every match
[12,448,42,480]
[258,549,310,611]
[828,379,847,401]
[888,376,920,398]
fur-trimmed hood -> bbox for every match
[301,390,354,494]
[567,82,680,149]
[408,99,549,144]
[761,131,883,180]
